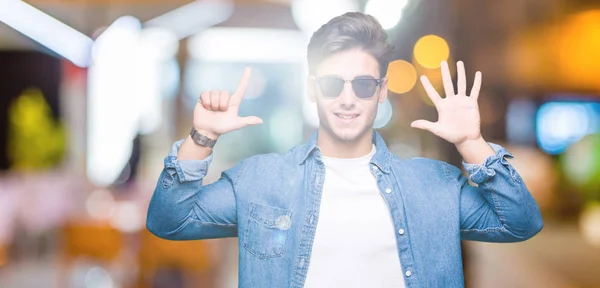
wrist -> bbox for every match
[455,136,485,150]
[455,136,495,164]
[179,135,213,161]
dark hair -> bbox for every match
[307,12,395,78]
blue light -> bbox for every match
[536,101,600,155]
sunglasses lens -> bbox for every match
[318,77,345,98]
[352,79,379,98]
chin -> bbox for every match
[332,127,365,142]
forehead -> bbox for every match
[315,49,380,78]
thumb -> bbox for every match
[410,120,437,132]
[238,116,263,127]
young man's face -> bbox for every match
[309,49,388,143]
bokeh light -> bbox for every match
[85,189,116,220]
[561,134,600,194]
[374,98,393,129]
[413,35,450,69]
[536,102,600,155]
[507,10,600,92]
[87,16,142,187]
[364,0,407,30]
[386,60,417,94]
[556,10,600,91]
[109,201,144,233]
[580,202,600,248]
[291,0,360,37]
[84,266,115,288]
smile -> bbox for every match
[334,113,359,119]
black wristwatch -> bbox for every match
[190,128,217,148]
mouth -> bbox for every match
[334,113,360,121]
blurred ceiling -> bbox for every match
[0,0,298,49]
[2,0,600,94]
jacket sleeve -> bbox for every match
[446,143,543,242]
[146,139,245,240]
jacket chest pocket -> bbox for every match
[243,202,292,260]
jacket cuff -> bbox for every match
[164,139,212,182]
[462,142,514,184]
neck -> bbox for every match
[317,128,374,158]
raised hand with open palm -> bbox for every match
[411,61,483,145]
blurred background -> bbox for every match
[0,0,600,287]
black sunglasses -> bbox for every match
[310,75,383,99]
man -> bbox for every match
[147,12,542,288]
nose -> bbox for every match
[338,81,356,107]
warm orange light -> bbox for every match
[387,60,417,94]
[413,35,450,69]
[508,9,600,92]
[556,10,600,91]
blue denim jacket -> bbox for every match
[147,131,543,288]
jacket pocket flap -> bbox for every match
[249,202,292,230]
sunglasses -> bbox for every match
[310,75,383,99]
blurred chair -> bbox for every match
[59,221,125,287]
[137,228,215,288]
[62,222,123,261]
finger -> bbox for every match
[232,67,252,104]
[219,91,230,111]
[457,61,466,95]
[419,76,442,105]
[200,92,211,110]
[470,71,482,100]
[236,116,263,129]
[440,60,455,98]
[410,119,438,133]
[210,90,220,111]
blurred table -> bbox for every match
[466,221,600,288]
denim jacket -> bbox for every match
[147,131,543,288]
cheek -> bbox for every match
[315,101,334,123]
[365,102,380,121]
[316,99,335,114]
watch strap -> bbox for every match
[190,128,217,148]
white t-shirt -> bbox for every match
[304,145,406,288]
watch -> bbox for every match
[190,128,217,148]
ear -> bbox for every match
[378,77,389,103]
[307,76,317,102]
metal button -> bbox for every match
[276,215,291,230]
[299,257,305,267]
[398,228,405,235]
[309,215,315,225]
[405,270,412,277]
[373,166,379,171]
[385,188,392,194]
[274,246,283,256]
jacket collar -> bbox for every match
[298,130,392,174]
